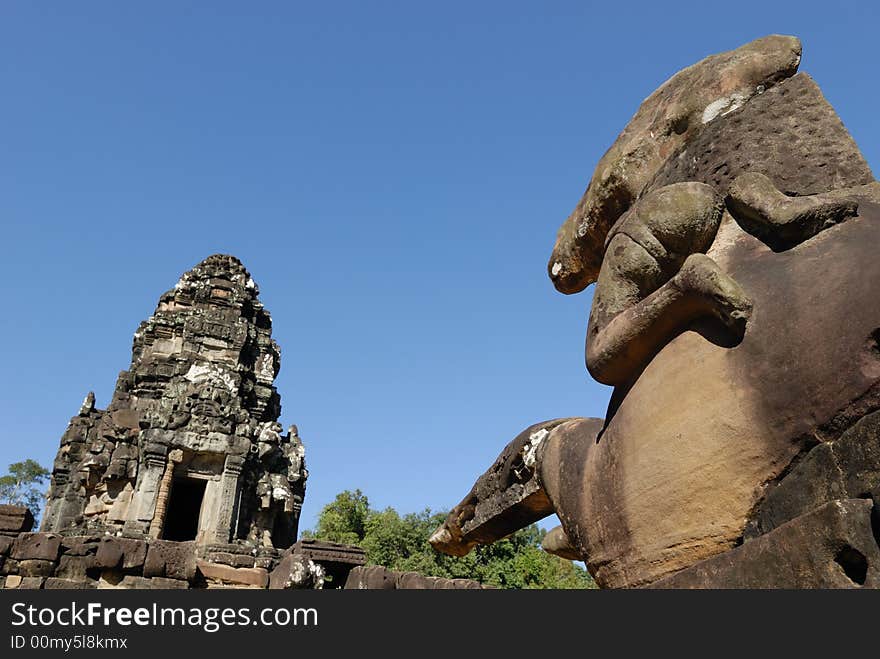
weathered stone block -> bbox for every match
[229,555,256,568]
[0,505,34,534]
[144,540,196,581]
[61,536,100,557]
[55,554,98,579]
[95,537,147,570]
[268,554,323,589]
[396,571,430,589]
[100,575,188,589]
[0,537,11,556]
[2,575,43,589]
[292,539,367,566]
[202,551,255,569]
[17,559,56,577]
[453,578,484,589]
[196,560,267,588]
[650,499,880,588]
[19,577,45,589]
[747,410,880,538]
[111,409,140,431]
[11,533,61,561]
[44,577,96,590]
[203,583,263,589]
[121,576,156,589]
[149,577,190,589]
[343,566,395,590]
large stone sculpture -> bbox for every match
[431,35,880,588]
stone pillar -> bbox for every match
[148,449,183,539]
[123,442,168,536]
[214,454,245,544]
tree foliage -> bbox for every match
[0,460,50,523]
[305,489,596,589]
[311,489,371,545]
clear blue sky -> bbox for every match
[2,2,878,532]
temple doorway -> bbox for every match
[163,478,206,541]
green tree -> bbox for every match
[307,489,596,589]
[306,489,370,545]
[0,459,50,523]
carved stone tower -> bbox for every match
[41,254,308,551]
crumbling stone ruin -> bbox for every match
[0,501,362,589]
[1,254,485,589]
[0,255,352,588]
[40,254,307,549]
[431,35,880,588]
[343,565,491,590]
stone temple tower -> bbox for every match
[41,254,308,551]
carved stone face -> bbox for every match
[547,34,803,296]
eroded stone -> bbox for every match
[650,500,880,588]
[548,35,803,294]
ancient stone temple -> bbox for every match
[432,35,880,588]
[41,254,307,550]
[0,255,368,589]
[0,254,486,589]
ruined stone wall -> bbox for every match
[344,566,493,590]
[3,505,281,589]
[2,508,486,590]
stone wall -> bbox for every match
[344,566,491,590]
[0,506,336,589]
[1,506,486,590]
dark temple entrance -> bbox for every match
[163,478,207,541]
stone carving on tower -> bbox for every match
[41,254,308,551]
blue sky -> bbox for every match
[1,2,878,532]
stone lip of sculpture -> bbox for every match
[40,253,308,555]
[434,35,880,589]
